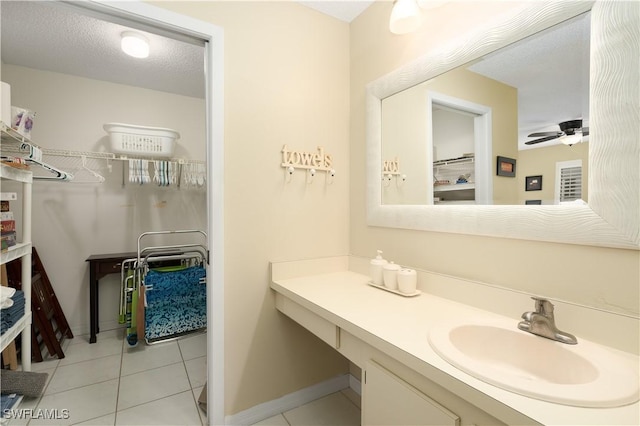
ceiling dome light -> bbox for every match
[390,0,422,35]
[560,133,582,146]
[121,32,149,59]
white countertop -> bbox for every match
[271,270,640,425]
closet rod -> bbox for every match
[41,148,205,164]
[26,158,73,181]
[0,141,73,182]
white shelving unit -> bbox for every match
[433,182,476,192]
[433,156,475,203]
[1,139,33,373]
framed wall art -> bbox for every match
[526,175,543,191]
[496,156,516,177]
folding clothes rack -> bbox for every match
[120,230,207,346]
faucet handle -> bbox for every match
[531,297,554,316]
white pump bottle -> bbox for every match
[370,250,388,285]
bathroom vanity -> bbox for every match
[270,256,639,425]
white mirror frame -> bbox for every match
[366,1,639,250]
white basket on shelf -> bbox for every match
[103,122,179,157]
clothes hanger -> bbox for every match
[77,155,105,183]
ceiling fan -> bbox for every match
[525,119,589,146]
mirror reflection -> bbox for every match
[381,12,590,205]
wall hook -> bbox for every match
[285,165,295,183]
[307,168,316,184]
[326,169,336,185]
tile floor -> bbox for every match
[9,329,361,426]
[252,390,360,426]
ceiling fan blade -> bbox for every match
[527,131,563,137]
[525,135,561,145]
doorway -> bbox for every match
[1,1,224,423]
[426,91,492,205]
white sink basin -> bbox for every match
[428,320,639,407]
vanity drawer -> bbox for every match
[275,294,338,348]
[337,328,365,367]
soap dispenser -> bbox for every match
[370,250,388,285]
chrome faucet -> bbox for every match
[517,297,578,344]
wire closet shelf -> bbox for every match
[0,122,205,188]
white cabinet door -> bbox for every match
[363,360,460,426]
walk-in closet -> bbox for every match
[1,1,221,424]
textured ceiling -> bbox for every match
[299,1,375,22]
[0,0,373,98]
[1,1,589,151]
[1,1,372,99]
[1,1,206,99]
[468,12,591,149]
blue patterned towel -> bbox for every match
[144,266,206,342]
[0,291,25,335]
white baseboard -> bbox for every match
[70,321,124,339]
[225,374,352,425]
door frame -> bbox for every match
[78,1,225,423]
[426,91,493,204]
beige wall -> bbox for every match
[8,0,634,419]
[2,64,207,335]
[350,0,638,318]
[425,67,519,204]
[381,84,430,204]
[382,66,518,205]
[518,142,589,204]
[152,1,351,416]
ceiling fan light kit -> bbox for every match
[559,133,583,146]
[525,119,589,146]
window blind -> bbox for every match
[559,165,582,202]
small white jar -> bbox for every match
[383,262,401,290]
[397,268,417,294]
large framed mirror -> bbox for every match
[366,1,639,249]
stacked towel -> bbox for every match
[1,393,21,415]
[0,290,25,335]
